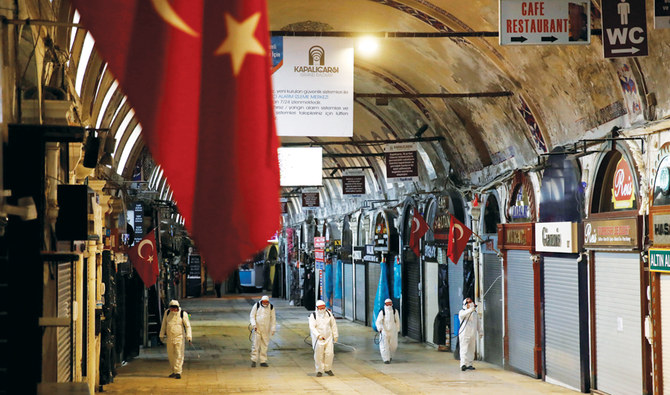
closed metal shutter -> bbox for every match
[424,261,439,345]
[57,261,72,382]
[595,252,642,395]
[344,263,353,320]
[367,262,381,326]
[483,253,503,366]
[355,263,366,322]
[449,255,463,351]
[507,249,535,376]
[544,256,580,390]
[404,256,422,341]
[662,275,670,391]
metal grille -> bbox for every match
[424,261,439,345]
[449,255,463,351]
[544,256,580,390]
[57,262,72,382]
[594,252,642,395]
[355,264,366,322]
[662,275,670,391]
[344,263,353,320]
[483,253,503,366]
[404,257,421,341]
[506,250,535,376]
[367,262,381,326]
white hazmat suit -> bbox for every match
[159,300,192,376]
[308,301,339,375]
[250,296,276,365]
[458,299,482,370]
[375,301,399,363]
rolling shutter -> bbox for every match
[367,262,381,326]
[544,256,580,390]
[483,253,503,366]
[449,255,463,351]
[662,274,670,392]
[594,252,642,395]
[344,263,353,320]
[57,261,72,382]
[355,263,366,323]
[506,250,535,376]
[404,255,422,341]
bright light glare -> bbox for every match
[357,37,379,56]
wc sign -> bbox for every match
[602,0,648,58]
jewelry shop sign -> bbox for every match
[535,222,579,253]
[649,248,670,273]
[583,217,638,249]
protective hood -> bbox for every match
[169,300,180,308]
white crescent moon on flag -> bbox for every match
[412,217,420,233]
[151,0,199,37]
[453,224,464,240]
[137,239,154,260]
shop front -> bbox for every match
[480,192,503,366]
[585,147,651,395]
[341,215,354,320]
[367,209,399,327]
[400,198,422,341]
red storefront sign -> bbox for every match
[611,157,636,210]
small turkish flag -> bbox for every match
[447,214,472,264]
[409,209,429,257]
[128,231,159,288]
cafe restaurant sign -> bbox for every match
[611,158,636,210]
[583,217,638,249]
[534,222,579,253]
[649,248,670,273]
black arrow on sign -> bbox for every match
[541,36,558,42]
[510,36,527,42]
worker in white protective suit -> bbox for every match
[308,300,339,377]
[250,295,277,367]
[159,300,192,379]
[375,298,400,364]
[458,297,482,371]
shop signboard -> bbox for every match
[656,0,670,28]
[353,246,364,262]
[651,213,670,246]
[342,169,365,195]
[534,221,580,253]
[498,223,534,249]
[363,244,379,263]
[385,143,419,182]
[583,217,639,249]
[499,0,591,45]
[433,195,450,245]
[611,157,636,209]
[649,248,670,273]
[602,0,648,58]
[424,242,438,262]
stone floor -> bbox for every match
[102,295,577,394]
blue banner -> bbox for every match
[324,263,333,309]
[372,261,390,332]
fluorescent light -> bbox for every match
[357,36,379,56]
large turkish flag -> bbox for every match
[72,1,280,281]
[447,214,472,264]
[128,230,159,288]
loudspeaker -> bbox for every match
[56,184,91,240]
[82,133,100,168]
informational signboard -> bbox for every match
[534,222,580,253]
[280,199,289,214]
[342,169,365,195]
[314,237,326,250]
[602,0,648,58]
[656,0,670,28]
[584,217,639,249]
[385,143,419,182]
[271,36,354,137]
[301,191,320,209]
[650,249,670,272]
[133,202,144,245]
[314,237,325,270]
[499,0,591,45]
[186,254,201,297]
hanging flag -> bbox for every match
[447,214,472,264]
[72,0,280,281]
[409,209,429,256]
[128,230,160,288]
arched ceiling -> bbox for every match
[13,0,670,222]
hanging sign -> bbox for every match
[424,242,438,262]
[433,195,451,245]
[271,36,354,137]
[385,143,419,182]
[280,199,289,214]
[602,0,648,58]
[534,222,580,253]
[656,0,670,28]
[301,190,320,208]
[649,248,670,273]
[342,169,365,195]
[499,0,591,45]
[583,217,639,249]
[611,157,636,209]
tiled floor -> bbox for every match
[103,295,577,394]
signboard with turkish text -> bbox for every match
[498,223,534,249]
[656,0,670,28]
[650,248,670,273]
[602,0,648,58]
[271,36,354,137]
[133,202,144,245]
[187,254,202,297]
[534,222,580,253]
[499,0,591,45]
[364,244,379,262]
[650,212,670,246]
[342,169,366,195]
[281,200,289,214]
[424,242,438,262]
[583,217,639,249]
[301,191,320,208]
[432,195,451,245]
[385,143,419,182]
[611,157,636,209]
[314,237,326,249]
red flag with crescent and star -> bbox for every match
[409,209,429,257]
[71,0,280,281]
[128,230,160,288]
[447,214,472,264]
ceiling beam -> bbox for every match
[283,136,443,147]
[354,92,513,99]
[270,30,603,37]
